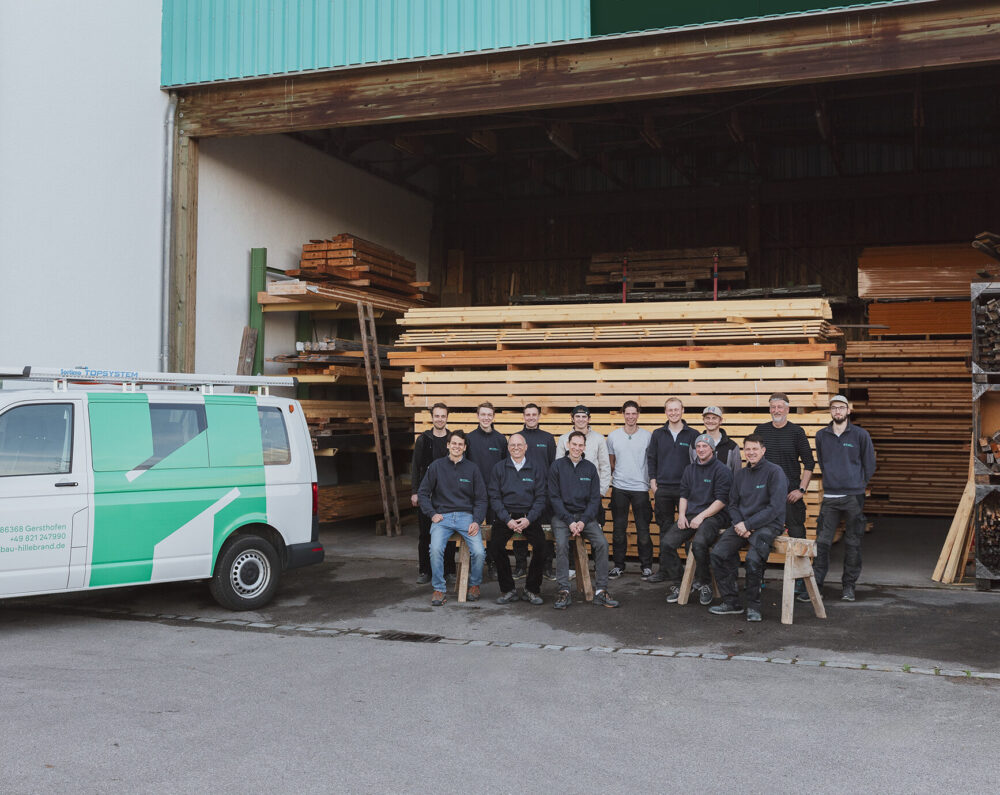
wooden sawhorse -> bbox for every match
[676,534,826,624]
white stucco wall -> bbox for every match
[195,135,434,375]
[0,1,168,371]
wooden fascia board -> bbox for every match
[175,2,1000,138]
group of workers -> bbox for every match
[412,392,875,622]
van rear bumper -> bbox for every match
[286,541,324,570]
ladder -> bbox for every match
[356,302,402,537]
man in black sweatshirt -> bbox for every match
[466,401,507,580]
[548,431,620,609]
[514,403,557,578]
[646,397,698,580]
[709,434,788,622]
[489,434,548,605]
[813,395,876,601]
[418,430,488,607]
[653,434,733,605]
[410,402,454,584]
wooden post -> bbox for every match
[169,132,198,373]
[249,249,267,376]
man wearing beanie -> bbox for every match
[649,433,732,605]
[813,396,876,601]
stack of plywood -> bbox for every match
[844,339,971,515]
[586,247,747,291]
[390,298,842,557]
[858,243,1000,299]
[287,234,434,303]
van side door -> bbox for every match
[0,400,87,596]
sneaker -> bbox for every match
[842,584,856,602]
[746,607,762,622]
[496,589,519,604]
[698,584,713,606]
[645,570,668,583]
[708,601,744,615]
[795,590,812,603]
[553,590,572,609]
[543,565,556,581]
[608,566,625,579]
[416,571,431,585]
[513,567,527,580]
[640,567,653,579]
[666,585,681,604]
[522,590,544,606]
[467,585,480,602]
[431,590,447,607]
[593,589,620,608]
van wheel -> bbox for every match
[210,535,280,611]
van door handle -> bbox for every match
[55,481,78,487]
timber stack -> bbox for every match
[845,242,976,516]
[390,297,842,558]
[586,247,747,292]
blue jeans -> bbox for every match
[430,512,485,593]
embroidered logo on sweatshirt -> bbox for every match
[459,478,471,483]
[580,477,591,482]
[755,484,766,489]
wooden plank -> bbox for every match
[867,300,971,336]
[859,244,999,298]
[398,298,832,326]
[176,3,1000,138]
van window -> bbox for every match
[141,404,209,470]
[0,403,73,477]
[258,406,291,465]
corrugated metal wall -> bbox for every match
[161,0,590,86]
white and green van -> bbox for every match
[0,367,323,610]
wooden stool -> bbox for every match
[772,535,826,625]
[676,549,719,606]
[572,535,594,602]
[454,535,472,602]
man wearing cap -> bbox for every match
[418,430,488,607]
[812,395,876,602]
[708,434,788,621]
[701,406,742,477]
[654,433,733,604]
[489,433,548,606]
[607,400,653,578]
[549,431,619,609]
[754,392,815,599]
[514,403,557,580]
[646,397,698,581]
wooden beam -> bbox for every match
[169,133,198,372]
[175,3,1000,138]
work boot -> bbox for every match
[553,590,572,609]
[496,590,519,604]
[842,584,856,601]
[746,607,762,622]
[708,601,744,615]
[593,589,620,608]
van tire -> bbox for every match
[210,534,281,611]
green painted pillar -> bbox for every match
[249,248,267,375]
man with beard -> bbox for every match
[812,395,876,602]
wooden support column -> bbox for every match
[249,248,267,375]
[169,131,199,372]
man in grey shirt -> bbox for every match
[607,400,653,578]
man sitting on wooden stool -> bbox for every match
[812,395,876,602]
[660,434,733,606]
[489,433,548,606]
[709,434,788,622]
[410,402,454,586]
[549,431,619,609]
[515,403,557,581]
[418,430,488,607]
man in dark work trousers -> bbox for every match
[709,434,788,622]
[513,403,557,580]
[466,401,506,579]
[489,434,548,606]
[753,392,815,599]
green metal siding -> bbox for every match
[161,0,591,87]
[590,0,927,35]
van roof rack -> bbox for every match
[0,366,296,395]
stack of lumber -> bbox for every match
[972,231,1000,263]
[932,469,975,584]
[586,247,747,290]
[273,338,404,385]
[843,339,971,515]
[299,399,412,455]
[391,298,841,558]
[858,243,1000,299]
[260,278,425,315]
[287,234,434,303]
[868,300,970,337]
[974,290,1000,371]
[318,478,410,523]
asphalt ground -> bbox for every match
[2,515,999,793]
